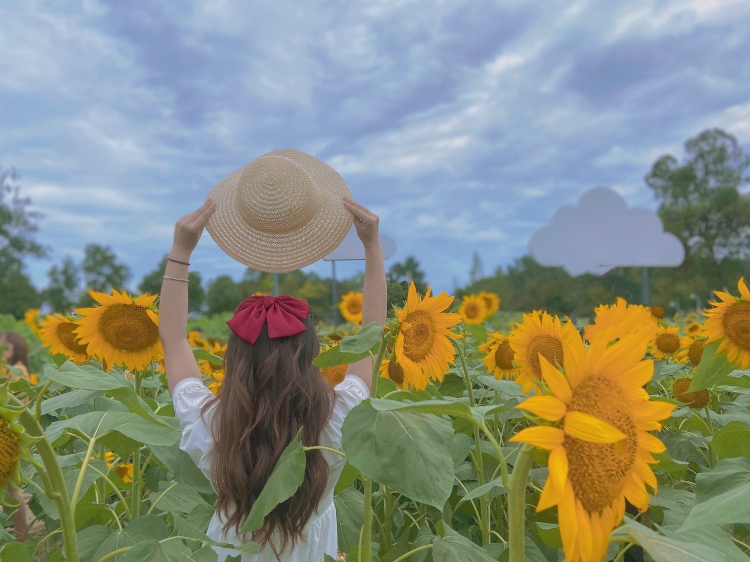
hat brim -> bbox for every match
[206,149,353,272]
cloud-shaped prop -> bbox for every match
[529,187,685,276]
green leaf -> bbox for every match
[611,517,724,561]
[689,341,740,391]
[456,476,506,506]
[41,389,103,415]
[342,401,455,509]
[334,462,360,494]
[339,321,383,353]
[694,458,750,502]
[652,453,689,479]
[662,525,750,562]
[151,482,211,514]
[313,342,375,369]
[334,487,365,554]
[241,428,306,534]
[369,397,481,425]
[463,323,488,344]
[45,411,179,447]
[192,348,223,366]
[432,527,497,562]
[44,361,129,390]
[107,387,176,429]
[0,543,30,562]
[77,515,169,562]
[710,421,750,459]
[119,539,194,562]
[681,467,750,530]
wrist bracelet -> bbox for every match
[167,257,190,266]
[163,275,189,283]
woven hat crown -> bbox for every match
[236,156,321,233]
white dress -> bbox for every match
[172,374,369,562]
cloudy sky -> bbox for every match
[3,0,750,296]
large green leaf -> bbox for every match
[313,339,379,369]
[240,429,306,534]
[45,410,179,447]
[432,528,497,562]
[342,401,455,509]
[106,387,175,429]
[694,458,750,502]
[710,421,750,459]
[44,361,129,390]
[611,518,724,561]
[119,540,194,562]
[150,481,212,514]
[688,341,740,391]
[77,515,169,562]
[334,487,365,554]
[681,483,750,530]
[41,389,103,415]
[369,397,481,425]
[339,321,384,353]
[662,525,749,562]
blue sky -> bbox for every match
[3,0,750,295]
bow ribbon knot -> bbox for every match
[227,295,311,345]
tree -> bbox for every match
[139,255,205,313]
[79,244,130,304]
[206,275,243,315]
[469,250,484,284]
[387,256,427,293]
[44,257,81,313]
[645,128,750,302]
[0,167,44,317]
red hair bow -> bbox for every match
[227,295,311,345]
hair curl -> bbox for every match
[202,316,334,552]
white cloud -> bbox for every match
[529,187,685,276]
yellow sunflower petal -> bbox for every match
[564,411,626,443]
[509,426,565,450]
[539,355,573,402]
[516,395,567,422]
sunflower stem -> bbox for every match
[371,334,389,398]
[508,445,534,562]
[33,379,54,421]
[457,341,491,544]
[361,476,374,562]
[13,398,79,562]
[132,369,143,518]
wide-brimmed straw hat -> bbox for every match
[206,149,353,272]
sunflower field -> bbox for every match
[1,278,750,562]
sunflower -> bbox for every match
[672,377,709,409]
[478,332,517,380]
[479,292,501,318]
[378,353,406,388]
[393,282,461,390]
[339,292,363,325]
[510,327,675,562]
[320,343,349,386]
[74,289,163,371]
[649,325,691,361]
[649,306,665,320]
[38,314,89,363]
[188,330,209,350]
[24,309,43,338]
[684,322,703,337]
[199,341,226,379]
[458,294,487,325]
[508,312,579,393]
[584,298,657,344]
[703,278,750,369]
[0,390,35,489]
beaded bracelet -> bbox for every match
[167,257,190,266]
[163,276,189,283]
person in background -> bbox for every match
[0,331,31,540]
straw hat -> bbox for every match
[206,149,353,272]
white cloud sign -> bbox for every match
[529,186,685,276]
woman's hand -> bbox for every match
[343,196,379,247]
[170,199,217,260]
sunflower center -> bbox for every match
[56,322,89,355]
[322,363,348,386]
[722,301,750,351]
[526,335,564,380]
[655,333,680,354]
[401,310,436,362]
[564,377,638,513]
[650,306,665,320]
[688,340,705,366]
[347,299,362,315]
[494,340,515,370]
[673,377,709,408]
[98,304,160,352]
[464,303,482,320]
[387,360,405,386]
[0,419,19,487]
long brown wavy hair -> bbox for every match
[202,316,334,552]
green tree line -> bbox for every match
[3,128,749,320]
